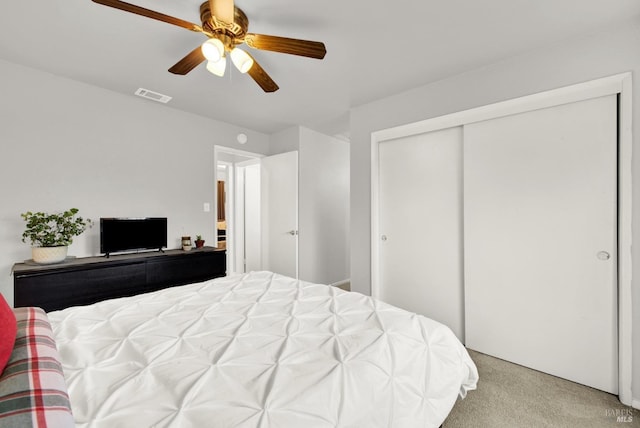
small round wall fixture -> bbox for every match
[237,133,248,144]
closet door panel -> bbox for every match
[378,126,464,340]
[464,95,618,393]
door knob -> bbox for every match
[287,230,298,236]
[381,235,387,241]
[597,251,611,261]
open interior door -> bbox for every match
[260,151,299,278]
[234,151,299,277]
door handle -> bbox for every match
[597,251,611,261]
[287,230,298,236]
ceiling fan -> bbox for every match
[91,0,327,92]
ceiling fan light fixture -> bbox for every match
[206,57,226,77]
[201,38,225,62]
[91,0,325,92]
[230,48,254,74]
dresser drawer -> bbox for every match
[15,262,146,312]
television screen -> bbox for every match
[100,218,167,256]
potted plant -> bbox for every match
[194,234,205,249]
[21,208,92,264]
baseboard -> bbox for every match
[632,398,640,410]
[330,279,351,291]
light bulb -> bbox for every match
[201,38,224,62]
[230,48,254,74]
[206,57,226,77]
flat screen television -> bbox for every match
[100,218,167,256]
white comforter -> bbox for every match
[49,271,478,428]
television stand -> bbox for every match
[13,247,226,312]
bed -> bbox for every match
[46,271,478,428]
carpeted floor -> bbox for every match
[444,349,638,428]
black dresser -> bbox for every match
[13,247,226,312]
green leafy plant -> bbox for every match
[195,235,203,241]
[21,208,92,247]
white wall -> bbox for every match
[349,22,640,404]
[0,59,269,306]
[269,127,301,154]
[270,126,350,285]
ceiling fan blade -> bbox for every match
[246,54,279,92]
[168,46,206,75]
[91,0,203,32]
[209,0,235,23]
[244,34,326,59]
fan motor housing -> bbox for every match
[200,1,248,40]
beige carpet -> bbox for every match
[444,349,638,428]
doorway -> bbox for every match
[214,146,299,278]
[215,146,262,274]
[216,163,229,251]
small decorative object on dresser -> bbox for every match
[21,208,92,264]
[181,236,192,251]
[194,234,205,249]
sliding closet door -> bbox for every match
[378,127,464,340]
[464,95,618,393]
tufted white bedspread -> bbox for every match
[48,271,478,428]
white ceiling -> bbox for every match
[1,0,638,135]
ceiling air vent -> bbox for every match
[134,88,172,104]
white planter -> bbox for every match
[32,246,68,264]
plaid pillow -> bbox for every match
[0,307,74,428]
